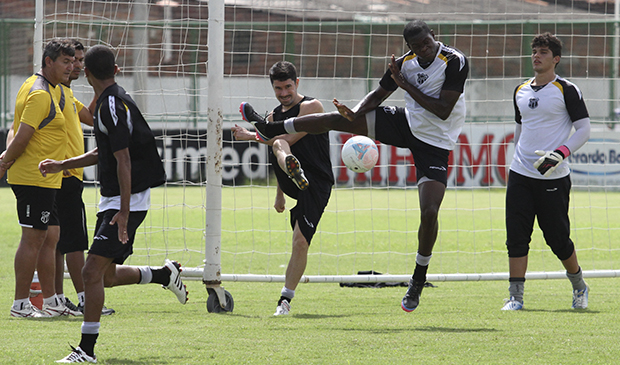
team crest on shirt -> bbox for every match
[528,97,539,109]
[40,211,50,224]
[383,106,397,115]
[416,73,429,85]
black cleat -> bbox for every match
[240,102,271,142]
[401,279,424,312]
[285,155,309,190]
[67,297,116,316]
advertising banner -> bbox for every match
[3,125,618,189]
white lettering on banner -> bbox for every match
[177,146,208,181]
[222,147,240,181]
[569,133,620,187]
[240,145,268,180]
[332,123,516,187]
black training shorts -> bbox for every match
[368,106,450,186]
[56,176,89,254]
[505,170,574,260]
[88,209,147,264]
[276,167,331,245]
[11,184,59,230]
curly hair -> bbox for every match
[531,32,562,58]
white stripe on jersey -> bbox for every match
[108,95,118,126]
[442,44,467,71]
[96,107,108,135]
[126,106,133,134]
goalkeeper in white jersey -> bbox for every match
[502,33,591,311]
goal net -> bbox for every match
[2,0,620,283]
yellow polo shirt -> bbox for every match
[61,84,85,180]
[8,74,67,189]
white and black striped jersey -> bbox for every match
[380,42,469,150]
[511,75,589,179]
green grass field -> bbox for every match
[0,186,619,364]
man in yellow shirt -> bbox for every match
[0,39,80,318]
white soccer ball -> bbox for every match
[341,135,379,173]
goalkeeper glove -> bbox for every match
[533,145,570,177]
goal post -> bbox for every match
[9,0,620,289]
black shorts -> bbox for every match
[10,184,59,230]
[56,176,89,254]
[88,209,148,264]
[505,170,574,260]
[275,167,331,245]
[367,106,450,186]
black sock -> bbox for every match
[79,333,99,357]
[278,296,292,305]
[150,267,170,286]
[413,264,428,284]
[266,121,287,137]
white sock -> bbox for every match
[281,286,295,300]
[57,293,66,303]
[416,253,432,266]
[43,294,60,307]
[77,292,85,306]
[81,321,101,335]
[12,298,30,310]
[283,118,297,134]
[138,267,152,284]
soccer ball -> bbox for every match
[341,135,379,173]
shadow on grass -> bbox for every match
[106,354,193,364]
[105,358,160,364]
[285,313,355,319]
[415,326,499,333]
[26,317,83,322]
[520,308,600,314]
[335,326,499,334]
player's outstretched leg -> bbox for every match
[163,259,189,304]
[56,345,97,363]
[572,284,589,309]
[240,102,271,142]
[401,279,424,312]
[285,155,309,190]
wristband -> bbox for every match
[555,145,570,159]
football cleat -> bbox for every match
[274,299,291,316]
[10,301,47,318]
[42,302,82,317]
[163,259,189,304]
[239,102,271,142]
[572,285,589,309]
[68,298,115,316]
[285,155,309,190]
[100,306,116,316]
[401,279,424,312]
[56,345,97,363]
[64,298,80,312]
[501,297,524,311]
